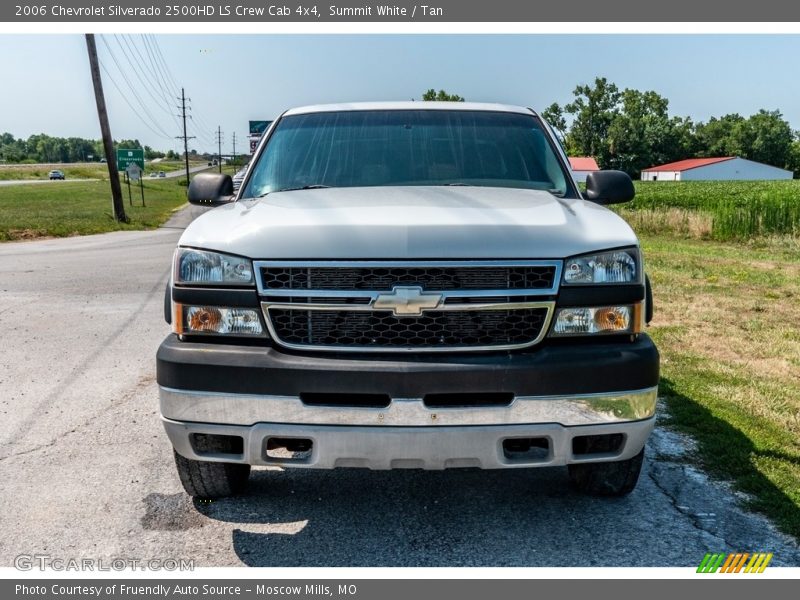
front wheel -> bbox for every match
[173,433,250,498]
[173,451,251,498]
[568,449,644,497]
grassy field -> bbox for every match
[644,234,800,537]
[618,180,800,240]
[0,178,189,240]
[0,160,205,181]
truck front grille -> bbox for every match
[254,260,561,352]
[268,307,550,349]
[261,265,557,291]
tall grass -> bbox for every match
[618,180,800,240]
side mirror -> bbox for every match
[584,170,635,205]
[188,172,234,206]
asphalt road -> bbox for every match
[0,165,210,187]
[0,212,798,567]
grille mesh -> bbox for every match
[262,265,556,291]
[268,307,549,349]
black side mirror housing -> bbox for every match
[584,170,635,205]
[188,172,235,206]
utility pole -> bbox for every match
[216,126,223,173]
[232,132,237,168]
[177,88,195,188]
[85,34,127,222]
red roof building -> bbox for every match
[642,157,734,172]
[568,157,600,182]
[568,157,600,172]
[640,156,792,182]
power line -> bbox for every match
[98,35,174,140]
[148,34,216,142]
[117,35,183,133]
[140,35,180,102]
[98,62,174,141]
[148,35,182,95]
[112,35,178,122]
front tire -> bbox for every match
[568,449,644,497]
[173,435,251,499]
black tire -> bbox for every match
[568,449,644,497]
[173,436,251,499]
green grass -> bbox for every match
[0,178,189,240]
[616,180,800,240]
[642,234,800,538]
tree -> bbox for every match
[541,102,567,138]
[606,89,695,175]
[422,89,465,102]
[694,114,744,158]
[731,110,794,168]
[788,139,800,178]
[564,77,621,167]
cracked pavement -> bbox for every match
[1,211,798,567]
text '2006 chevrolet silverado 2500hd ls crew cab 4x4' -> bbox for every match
[157,102,659,499]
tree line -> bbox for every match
[542,77,800,177]
[0,133,179,164]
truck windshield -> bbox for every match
[242,110,570,198]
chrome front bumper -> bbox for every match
[161,386,657,469]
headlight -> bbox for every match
[175,248,253,286]
[564,249,639,284]
[175,304,265,336]
[550,304,642,336]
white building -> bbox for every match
[640,157,793,182]
[568,156,600,183]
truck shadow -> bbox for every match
[195,463,680,567]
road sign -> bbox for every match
[126,163,142,182]
[116,148,144,171]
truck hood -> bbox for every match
[179,186,638,259]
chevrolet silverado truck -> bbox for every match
[157,102,658,499]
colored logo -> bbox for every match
[697,552,772,573]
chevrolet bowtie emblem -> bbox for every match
[373,286,443,316]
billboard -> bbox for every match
[249,120,272,135]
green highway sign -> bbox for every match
[116,148,144,171]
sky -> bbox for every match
[1,34,799,154]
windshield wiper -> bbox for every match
[548,188,566,197]
[257,184,331,198]
[440,182,474,186]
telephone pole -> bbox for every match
[85,34,127,222]
[216,126,223,173]
[231,132,236,168]
[177,88,195,188]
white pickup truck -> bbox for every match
[157,102,658,499]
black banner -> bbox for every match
[3,0,800,22]
[5,579,798,600]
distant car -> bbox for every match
[231,166,248,192]
[208,162,213,167]
[158,171,166,178]
[48,170,65,180]
[149,172,158,178]
[99,158,107,163]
